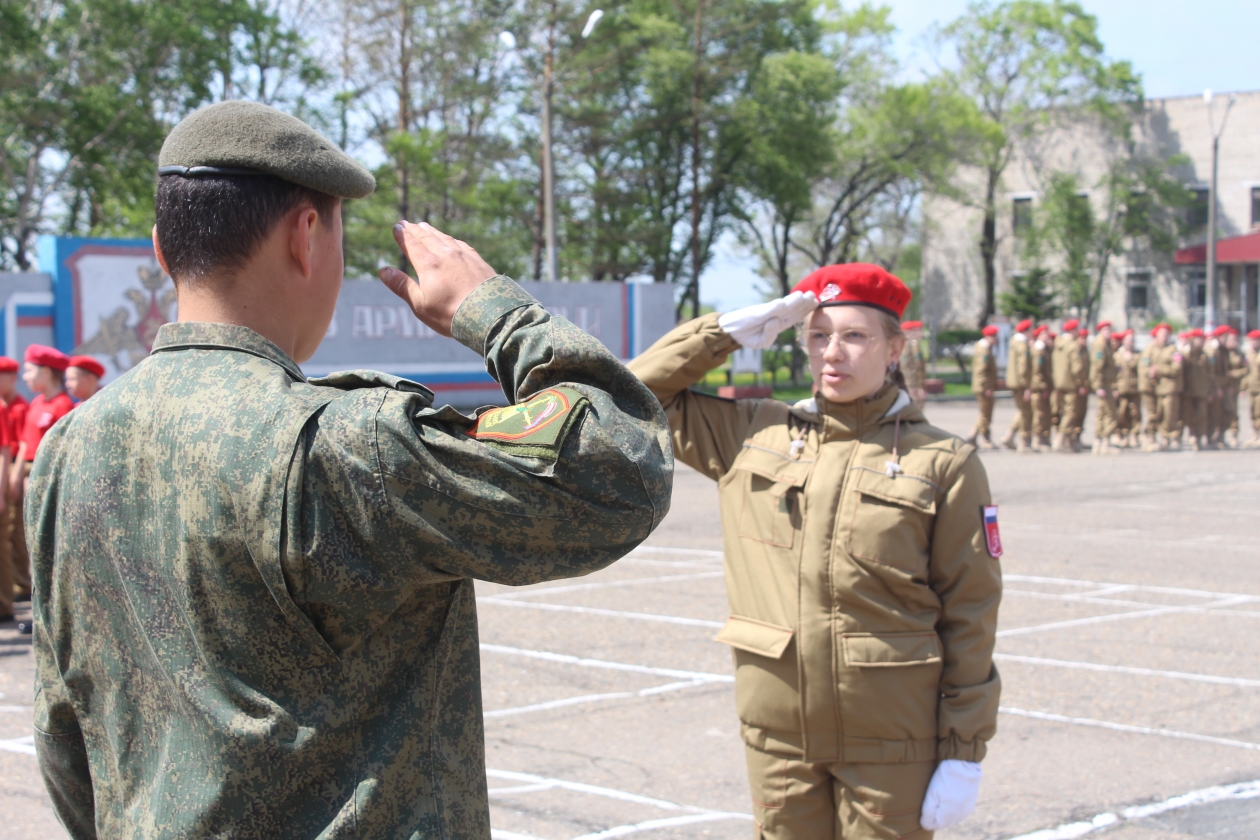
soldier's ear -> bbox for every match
[152,226,173,279]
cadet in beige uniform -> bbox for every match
[1246,330,1260,448]
[1182,329,1211,450]
[1089,321,1118,455]
[1114,330,1141,448]
[1001,319,1033,452]
[900,320,928,407]
[1147,323,1183,450]
[968,326,1000,449]
[1052,320,1084,452]
[1205,328,1227,445]
[1030,327,1054,450]
[1139,326,1162,449]
[630,263,1001,840]
[1220,327,1246,448]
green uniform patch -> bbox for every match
[470,386,589,459]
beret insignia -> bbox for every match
[469,386,589,460]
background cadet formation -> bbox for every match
[965,321,1260,455]
[0,347,101,627]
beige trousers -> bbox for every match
[973,394,994,437]
[1159,394,1182,438]
[1141,393,1162,437]
[1116,393,1140,434]
[1008,389,1032,437]
[1094,392,1118,440]
[745,743,936,839]
[1031,391,1053,439]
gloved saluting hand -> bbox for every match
[717,291,818,350]
[920,760,982,831]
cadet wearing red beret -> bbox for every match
[1062,319,1080,332]
[1096,321,1112,333]
[1003,320,1035,451]
[1247,330,1260,447]
[791,263,913,316]
[0,356,25,620]
[67,356,105,402]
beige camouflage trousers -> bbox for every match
[1008,390,1032,437]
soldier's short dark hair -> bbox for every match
[155,173,338,282]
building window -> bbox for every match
[1188,188,1210,228]
[1252,187,1260,227]
[1013,197,1033,233]
[1127,272,1151,310]
[1190,279,1207,309]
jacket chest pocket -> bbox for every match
[726,445,812,549]
[845,467,936,572]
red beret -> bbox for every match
[24,344,69,371]
[1211,325,1230,338]
[1249,330,1260,340]
[1186,328,1205,339]
[1096,321,1112,332]
[0,357,17,373]
[1077,328,1088,337]
[1033,325,1048,336]
[69,355,105,378]
[982,325,999,337]
[792,263,912,318]
[1062,319,1079,332]
[1015,319,1033,332]
[1150,322,1171,336]
[901,320,923,330]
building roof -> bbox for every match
[1174,229,1260,265]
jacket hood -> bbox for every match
[792,383,925,439]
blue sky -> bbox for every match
[700,0,1260,312]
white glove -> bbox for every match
[920,760,982,831]
[716,291,818,350]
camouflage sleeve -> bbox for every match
[306,276,672,589]
[33,614,97,839]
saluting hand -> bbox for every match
[378,222,497,337]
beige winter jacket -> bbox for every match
[628,314,1002,764]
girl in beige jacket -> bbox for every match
[628,264,1002,839]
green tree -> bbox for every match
[999,267,1058,319]
[934,0,1141,327]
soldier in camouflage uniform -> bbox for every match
[29,102,672,840]
[1114,330,1141,448]
[1205,327,1227,446]
[1138,326,1162,449]
[1181,329,1211,450]
[1148,324,1184,451]
[1089,322,1118,455]
[1030,326,1054,451]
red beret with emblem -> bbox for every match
[0,357,17,373]
[792,263,912,318]
[981,325,999,337]
[69,355,105,378]
[25,344,69,371]
[901,320,923,330]
[1015,319,1033,332]
[1096,320,1112,332]
[1062,319,1079,332]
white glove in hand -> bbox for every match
[716,291,818,350]
[920,760,982,831]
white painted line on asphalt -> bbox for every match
[571,812,752,839]
[1002,589,1260,620]
[486,768,752,840]
[994,653,1260,688]
[0,734,35,756]
[1008,778,1260,840]
[489,572,724,600]
[485,692,634,719]
[629,546,724,559]
[0,705,33,713]
[480,644,733,684]
[996,606,1186,637]
[1003,573,1260,601]
[478,597,725,629]
[490,831,548,840]
[1000,706,1260,751]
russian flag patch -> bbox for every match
[981,505,1003,558]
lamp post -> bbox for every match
[1203,89,1236,332]
[526,7,602,282]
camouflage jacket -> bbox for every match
[29,277,672,839]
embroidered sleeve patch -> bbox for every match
[469,386,589,460]
[981,505,1003,558]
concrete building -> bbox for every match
[921,89,1260,332]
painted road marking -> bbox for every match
[1000,706,1260,751]
[1008,778,1260,840]
[479,644,733,684]
[485,680,710,719]
[487,768,751,840]
[487,572,724,600]
[993,653,1260,688]
[0,734,35,756]
[478,597,725,629]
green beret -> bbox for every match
[158,101,375,199]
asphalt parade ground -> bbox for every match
[2,398,1259,839]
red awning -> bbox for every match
[1175,229,1260,265]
